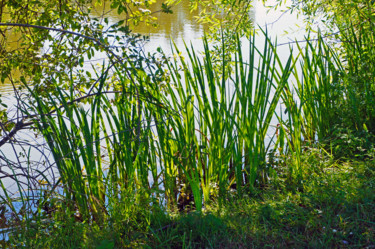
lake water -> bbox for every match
[1,0,306,93]
[0,0,308,196]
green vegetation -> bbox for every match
[4,158,375,248]
[0,0,374,248]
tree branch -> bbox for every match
[0,22,143,148]
[0,120,34,147]
[0,23,99,43]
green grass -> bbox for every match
[4,159,374,248]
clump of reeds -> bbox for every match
[4,30,349,222]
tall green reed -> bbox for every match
[13,30,351,221]
[28,76,108,221]
[278,33,344,184]
[293,35,343,142]
[340,22,375,133]
[163,33,294,208]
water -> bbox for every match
[1,0,306,92]
[0,0,308,214]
